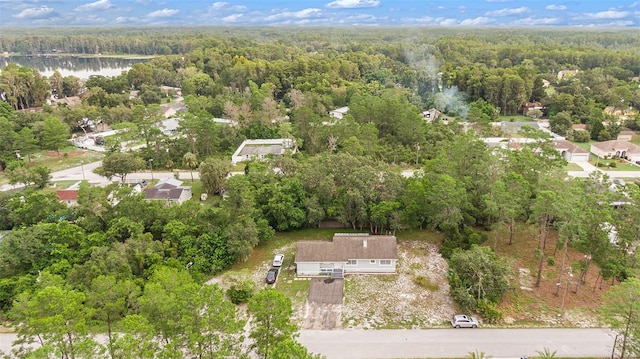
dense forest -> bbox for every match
[1,27,640,358]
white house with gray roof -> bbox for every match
[295,233,397,276]
[231,138,295,165]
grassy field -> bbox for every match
[498,115,534,122]
[0,147,104,186]
[564,163,583,171]
[590,158,640,171]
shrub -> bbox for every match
[226,279,255,304]
[546,257,555,266]
[478,299,503,324]
[413,275,439,291]
[608,161,617,168]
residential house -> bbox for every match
[520,101,544,115]
[617,130,635,142]
[557,69,579,80]
[157,118,181,135]
[552,139,590,162]
[421,108,441,122]
[231,138,296,165]
[295,233,397,276]
[56,190,79,206]
[590,140,640,162]
[213,117,238,126]
[144,178,192,205]
[329,106,349,119]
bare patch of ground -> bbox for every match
[341,240,455,329]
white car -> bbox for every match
[272,254,284,267]
[451,314,479,328]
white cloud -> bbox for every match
[545,4,567,10]
[437,18,458,26]
[582,10,630,19]
[630,1,639,8]
[146,8,180,19]
[516,17,561,25]
[74,0,114,12]
[486,0,513,2]
[460,16,494,25]
[222,13,243,22]
[210,1,228,10]
[485,7,529,16]
[265,8,321,21]
[115,16,139,23]
[208,2,246,12]
[325,0,380,9]
[12,5,55,19]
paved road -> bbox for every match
[0,329,615,358]
[298,328,615,359]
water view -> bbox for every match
[0,55,151,79]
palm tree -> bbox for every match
[182,152,197,182]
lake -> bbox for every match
[0,55,151,79]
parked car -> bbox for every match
[273,254,285,267]
[266,268,279,284]
[451,314,479,328]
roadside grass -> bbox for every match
[50,180,82,189]
[28,147,104,172]
[589,158,640,171]
[498,115,534,122]
[0,147,104,185]
[564,163,583,171]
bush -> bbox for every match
[226,280,255,304]
[571,130,590,143]
[413,275,439,291]
[546,257,555,266]
[478,300,503,324]
[608,161,617,168]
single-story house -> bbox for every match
[329,106,349,119]
[590,140,640,162]
[617,130,635,142]
[520,101,544,115]
[157,118,181,135]
[144,178,192,205]
[557,69,579,80]
[231,138,296,165]
[552,139,590,162]
[421,108,441,122]
[295,233,397,276]
[56,190,79,206]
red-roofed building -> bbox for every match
[56,190,79,206]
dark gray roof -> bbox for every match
[295,234,397,262]
[145,187,186,200]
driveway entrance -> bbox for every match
[302,278,344,329]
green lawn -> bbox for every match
[564,163,583,171]
[590,158,640,171]
[0,147,105,186]
[575,140,595,152]
[498,115,534,122]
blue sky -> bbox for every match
[1,0,639,27]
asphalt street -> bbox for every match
[298,328,615,359]
[0,329,615,358]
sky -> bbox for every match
[1,0,639,28]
